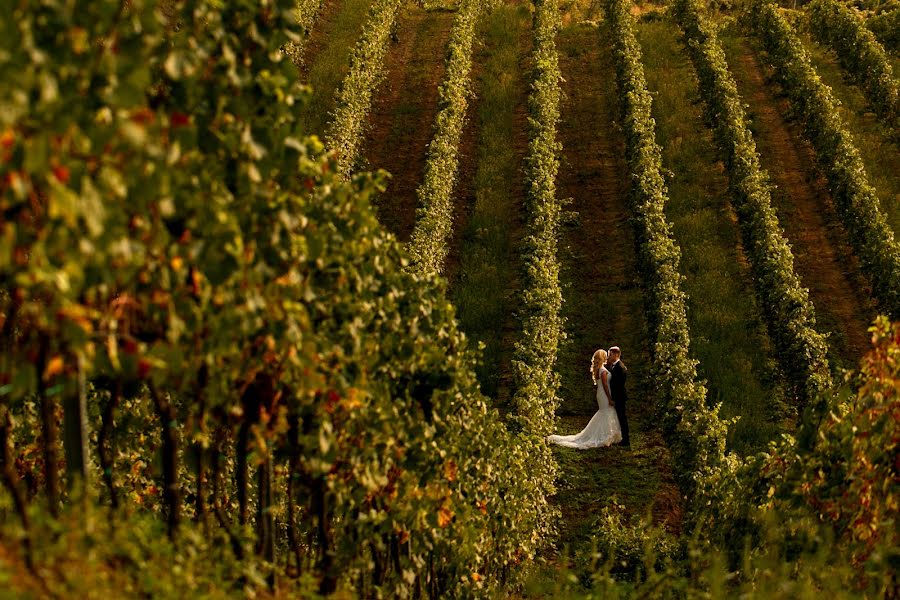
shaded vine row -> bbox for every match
[325,0,404,177]
[672,0,833,406]
[867,8,900,53]
[407,0,491,277]
[507,0,565,555]
[514,0,565,438]
[808,0,899,137]
[604,0,727,496]
[748,0,900,319]
[0,1,548,596]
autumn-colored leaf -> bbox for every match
[438,504,453,528]
[137,358,152,379]
[44,356,65,380]
[130,107,155,125]
[170,112,191,128]
[444,460,457,483]
[51,164,70,184]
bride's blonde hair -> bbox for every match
[590,349,608,385]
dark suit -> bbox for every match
[609,360,630,446]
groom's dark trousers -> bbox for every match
[610,361,630,446]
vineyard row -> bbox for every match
[605,0,727,496]
[808,0,899,137]
[0,1,550,595]
[325,0,404,177]
[673,0,833,406]
[507,0,568,551]
[407,0,490,276]
[748,0,900,320]
[285,0,328,66]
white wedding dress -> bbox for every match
[547,366,622,449]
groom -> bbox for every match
[607,346,630,448]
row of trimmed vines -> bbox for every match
[747,0,900,319]
[407,0,490,277]
[0,0,546,596]
[285,0,329,66]
[508,0,565,554]
[808,0,899,136]
[325,0,404,177]
[604,0,727,496]
[867,8,900,52]
[672,0,833,406]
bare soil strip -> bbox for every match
[726,39,875,365]
[362,5,455,242]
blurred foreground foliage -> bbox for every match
[0,0,551,596]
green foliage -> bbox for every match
[808,0,899,136]
[0,501,299,597]
[604,0,730,498]
[673,0,834,408]
[747,0,900,319]
[325,0,404,177]
[588,503,680,581]
[517,0,566,437]
[509,0,566,556]
[699,318,899,593]
[527,512,888,598]
[0,0,552,595]
[866,7,900,51]
[407,0,489,276]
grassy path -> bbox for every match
[361,4,455,242]
[800,33,900,237]
[548,19,681,578]
[722,34,876,368]
[639,19,785,453]
[449,2,531,407]
[296,0,376,137]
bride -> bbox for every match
[547,349,622,449]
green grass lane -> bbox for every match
[639,19,787,454]
[542,18,680,585]
[450,2,532,407]
[297,0,377,138]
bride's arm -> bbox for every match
[601,370,613,406]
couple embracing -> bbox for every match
[547,346,630,450]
